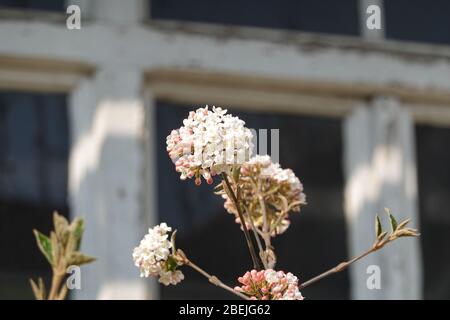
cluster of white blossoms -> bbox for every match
[166,106,254,185]
[245,155,303,193]
[221,155,306,235]
[132,223,184,286]
[234,269,304,300]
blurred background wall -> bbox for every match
[0,0,450,300]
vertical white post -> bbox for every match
[344,97,422,299]
[68,67,154,299]
[65,0,157,300]
[359,0,385,40]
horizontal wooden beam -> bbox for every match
[147,68,450,105]
[148,78,358,118]
[0,54,95,93]
[146,68,450,127]
[149,20,450,62]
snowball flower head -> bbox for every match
[132,223,184,286]
[166,106,254,185]
[234,269,304,300]
[221,155,306,236]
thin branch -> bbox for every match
[258,192,271,251]
[299,246,377,290]
[255,227,266,238]
[57,284,69,300]
[221,173,262,270]
[269,209,287,235]
[185,259,250,300]
[244,206,268,269]
[299,216,420,290]
[48,271,65,300]
[237,184,267,268]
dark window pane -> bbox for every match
[0,0,65,11]
[0,91,69,299]
[151,0,360,36]
[385,0,450,45]
[156,102,349,299]
[416,125,450,299]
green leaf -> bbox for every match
[38,277,46,299]
[233,166,241,183]
[50,231,60,266]
[377,231,388,241]
[65,232,77,256]
[66,252,96,266]
[375,215,382,238]
[71,218,85,251]
[29,278,43,300]
[53,211,69,245]
[33,230,53,266]
[385,208,398,232]
[165,255,178,272]
[396,228,420,238]
[397,218,411,230]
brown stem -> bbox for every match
[238,185,266,268]
[258,193,271,251]
[185,260,250,300]
[268,201,302,235]
[221,173,262,270]
[48,271,65,300]
[244,206,268,269]
[299,247,376,290]
[57,284,69,300]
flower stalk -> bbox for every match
[299,210,420,290]
[176,250,250,300]
[221,172,262,270]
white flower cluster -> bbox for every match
[264,269,304,300]
[245,155,304,199]
[166,106,253,185]
[132,223,184,286]
[222,155,306,235]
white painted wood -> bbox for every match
[2,21,450,93]
[68,67,152,299]
[0,68,82,92]
[88,0,148,24]
[359,0,385,40]
[344,97,422,299]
